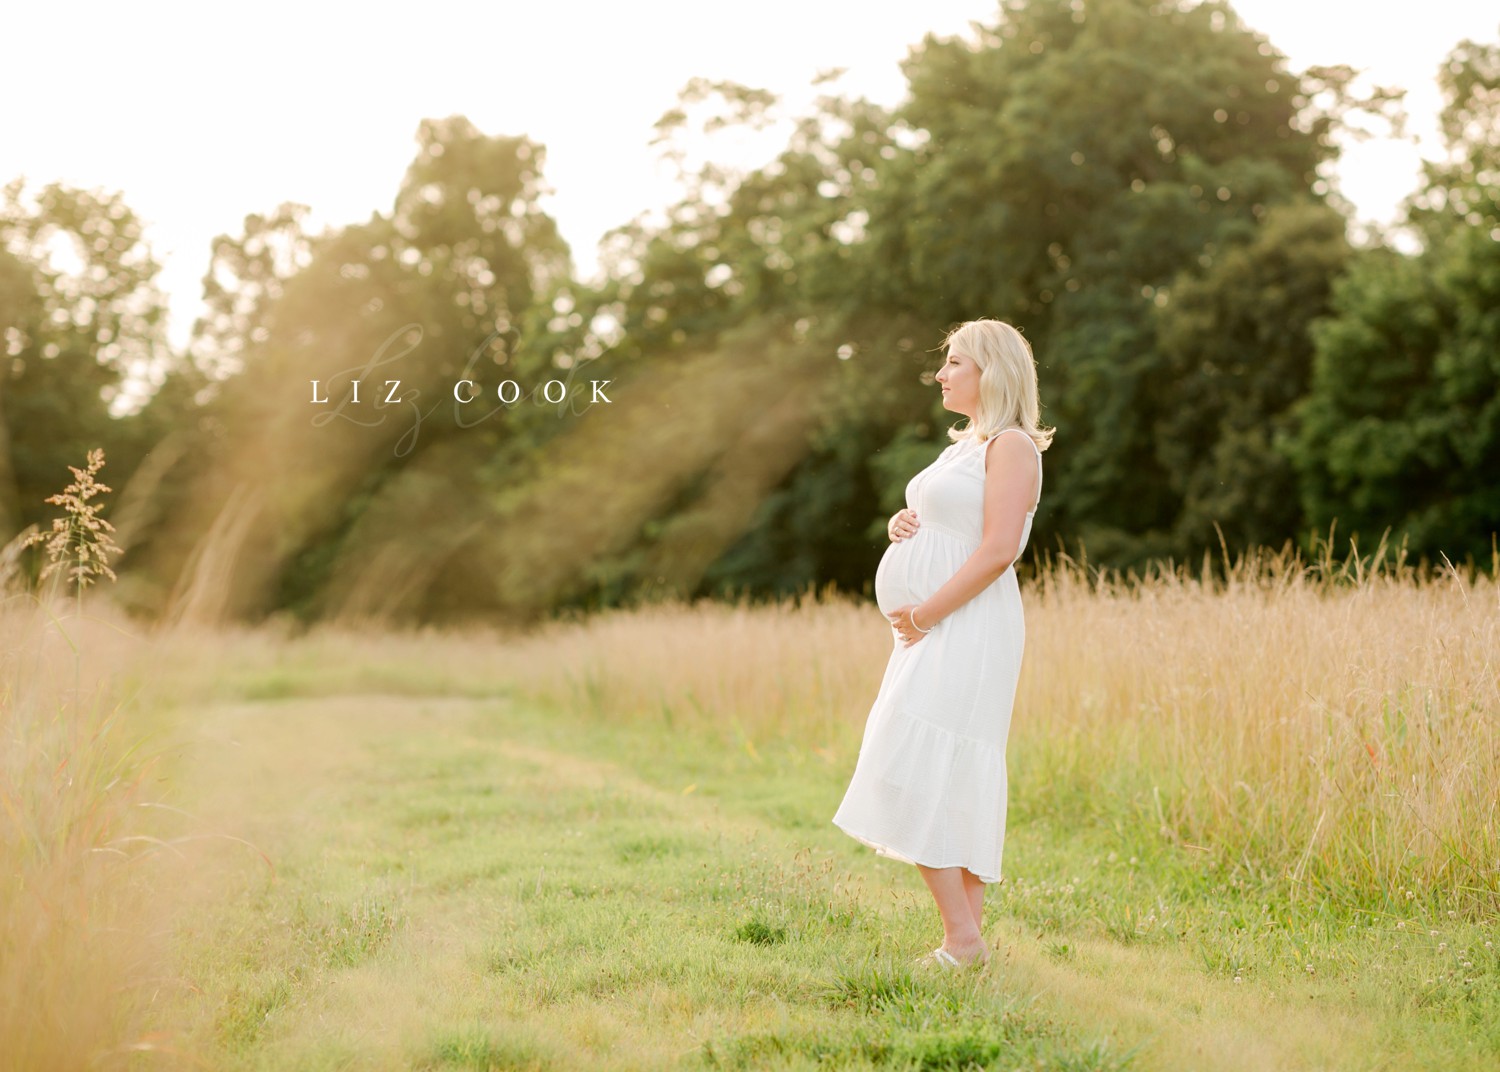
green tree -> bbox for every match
[867,0,1350,565]
[506,78,918,604]
[125,116,571,622]
[1152,200,1350,556]
[529,0,1400,596]
[1287,34,1499,565]
[0,180,171,543]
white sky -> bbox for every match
[1,0,1495,355]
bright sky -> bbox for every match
[1,0,1494,356]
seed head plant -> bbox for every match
[23,447,123,609]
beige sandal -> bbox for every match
[913,947,961,969]
[914,945,989,970]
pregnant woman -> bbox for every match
[832,317,1052,970]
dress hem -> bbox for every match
[831,818,1004,885]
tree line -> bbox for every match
[1,0,1495,626]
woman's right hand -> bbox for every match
[887,508,920,542]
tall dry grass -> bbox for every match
[452,539,1499,920]
[1020,538,1498,916]
[0,591,182,1071]
[0,450,191,1071]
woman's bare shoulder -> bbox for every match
[981,429,1037,466]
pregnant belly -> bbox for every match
[876,526,984,617]
[875,539,922,616]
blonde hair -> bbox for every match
[940,318,1054,451]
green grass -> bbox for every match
[139,685,1498,1071]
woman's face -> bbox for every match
[935,345,980,417]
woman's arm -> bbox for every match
[909,434,1037,630]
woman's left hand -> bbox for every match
[888,604,933,647]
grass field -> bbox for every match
[3,547,1497,1070]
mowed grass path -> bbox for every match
[140,690,1491,1071]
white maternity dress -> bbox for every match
[831,427,1042,885]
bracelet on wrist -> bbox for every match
[910,608,933,634]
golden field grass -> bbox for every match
[2,544,1496,1070]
